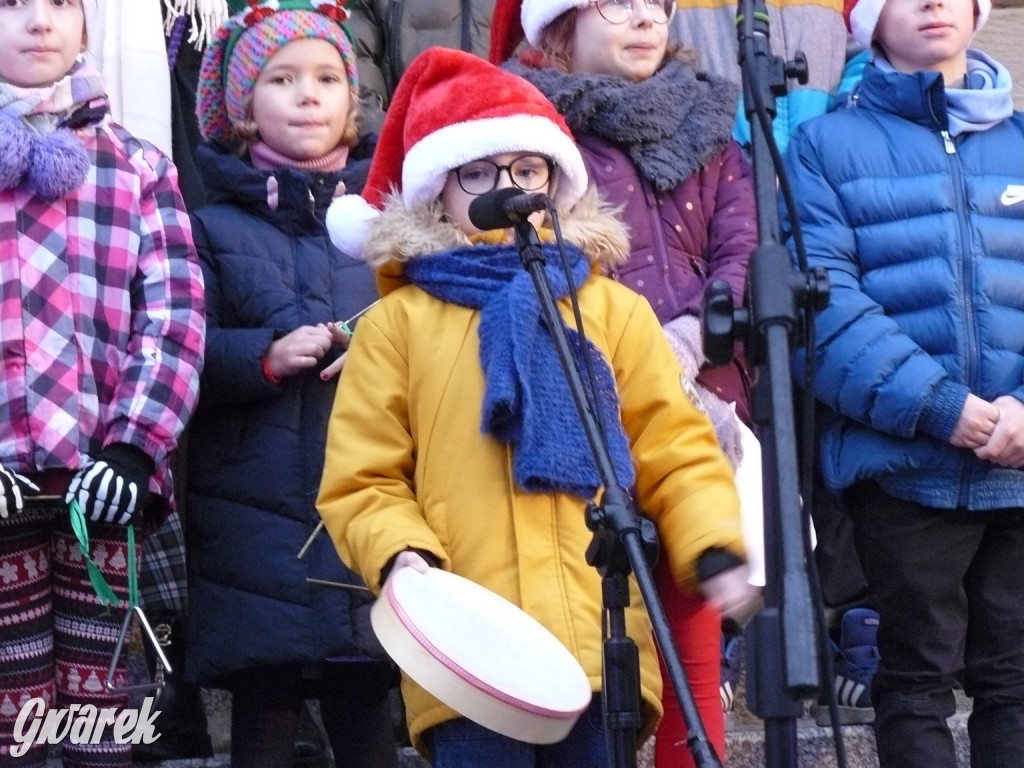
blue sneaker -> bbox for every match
[811,608,880,726]
[720,630,744,721]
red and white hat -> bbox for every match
[327,46,588,257]
[490,0,590,64]
[843,0,991,50]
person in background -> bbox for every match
[346,0,496,134]
[0,0,206,765]
[185,3,398,767]
[671,0,848,156]
[783,0,1024,763]
[488,1,759,764]
[318,45,760,768]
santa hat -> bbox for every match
[844,0,991,50]
[490,0,591,64]
[327,46,588,258]
[197,0,358,147]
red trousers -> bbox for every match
[653,558,725,768]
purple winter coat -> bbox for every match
[578,134,756,423]
[508,57,758,424]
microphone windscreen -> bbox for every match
[468,187,523,231]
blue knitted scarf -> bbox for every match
[403,242,635,498]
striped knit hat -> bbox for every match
[197,0,358,146]
[843,0,991,49]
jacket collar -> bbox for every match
[196,139,373,234]
[855,63,949,131]
[364,187,632,297]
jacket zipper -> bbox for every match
[460,0,472,51]
[941,130,977,507]
[384,1,403,97]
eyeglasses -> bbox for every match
[453,155,554,196]
[588,0,676,25]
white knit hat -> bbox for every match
[844,0,991,50]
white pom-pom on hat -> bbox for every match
[326,193,380,261]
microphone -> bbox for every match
[467,187,551,231]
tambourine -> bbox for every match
[371,566,592,744]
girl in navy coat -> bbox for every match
[186,3,397,767]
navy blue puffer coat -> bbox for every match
[785,63,1024,511]
[185,140,380,684]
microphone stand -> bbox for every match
[703,0,828,764]
[510,219,722,768]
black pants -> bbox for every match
[228,660,399,768]
[846,482,1024,768]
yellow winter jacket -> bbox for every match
[317,194,745,755]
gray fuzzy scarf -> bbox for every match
[507,59,738,192]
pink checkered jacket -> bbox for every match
[0,120,205,517]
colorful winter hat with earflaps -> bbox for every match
[196,0,358,147]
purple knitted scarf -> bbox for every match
[0,62,109,201]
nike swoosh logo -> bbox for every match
[1001,190,1024,206]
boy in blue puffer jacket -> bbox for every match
[783,0,1024,765]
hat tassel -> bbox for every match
[162,0,230,48]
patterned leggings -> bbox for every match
[0,505,136,768]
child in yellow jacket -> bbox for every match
[317,46,759,766]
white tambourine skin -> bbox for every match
[371,566,592,744]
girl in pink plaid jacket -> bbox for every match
[0,2,205,766]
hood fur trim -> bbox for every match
[365,186,631,296]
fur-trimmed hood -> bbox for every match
[363,186,631,296]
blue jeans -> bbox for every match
[428,695,608,768]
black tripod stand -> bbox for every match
[703,0,830,764]
[510,218,722,768]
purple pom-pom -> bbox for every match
[28,129,90,201]
[0,118,33,190]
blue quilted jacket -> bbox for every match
[784,63,1024,511]
[185,141,381,684]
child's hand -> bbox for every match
[319,321,353,381]
[264,325,334,380]
[381,550,433,590]
[698,565,762,624]
[974,395,1024,468]
[390,550,432,574]
[0,466,40,518]
[949,393,1000,449]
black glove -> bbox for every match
[65,444,154,525]
[0,465,40,519]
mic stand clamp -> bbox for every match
[511,219,722,768]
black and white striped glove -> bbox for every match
[65,444,154,526]
[0,465,40,519]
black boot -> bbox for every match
[292,700,329,768]
[133,615,214,762]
